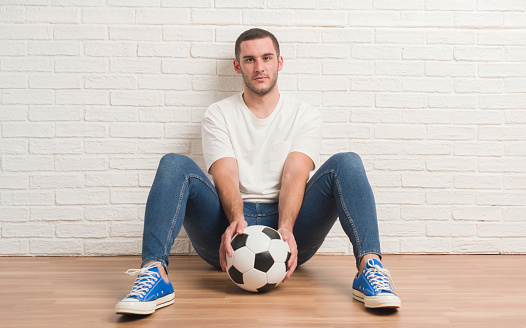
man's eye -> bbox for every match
[264,57,270,60]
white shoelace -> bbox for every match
[125,264,160,298]
[364,260,396,293]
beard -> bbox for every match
[240,68,279,96]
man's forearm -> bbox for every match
[214,173,245,223]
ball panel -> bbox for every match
[266,262,287,285]
[254,251,274,273]
[262,227,281,240]
[257,283,276,293]
[285,252,292,270]
[245,231,272,254]
[241,269,267,292]
[231,233,248,251]
[227,266,244,285]
[268,239,290,262]
[232,247,255,273]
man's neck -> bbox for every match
[242,88,280,119]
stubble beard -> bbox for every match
[241,67,279,96]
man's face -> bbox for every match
[234,37,283,96]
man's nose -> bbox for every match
[255,59,265,72]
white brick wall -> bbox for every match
[1,1,525,257]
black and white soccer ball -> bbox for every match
[226,225,291,293]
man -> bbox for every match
[115,28,401,315]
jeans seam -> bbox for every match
[162,174,219,260]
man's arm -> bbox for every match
[278,151,314,280]
[209,157,247,271]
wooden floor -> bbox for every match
[0,255,525,328]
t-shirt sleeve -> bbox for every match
[201,106,236,173]
[290,106,322,170]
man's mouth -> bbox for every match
[253,75,268,81]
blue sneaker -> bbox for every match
[352,258,401,308]
[115,263,174,315]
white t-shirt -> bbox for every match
[202,93,322,203]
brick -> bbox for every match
[454,110,504,125]
[505,13,526,27]
[377,93,427,109]
[0,240,28,255]
[0,41,25,55]
[375,125,426,139]
[56,223,107,238]
[165,92,216,107]
[56,122,106,137]
[368,172,401,187]
[297,44,349,59]
[427,222,476,237]
[139,75,191,90]
[374,158,425,171]
[109,26,162,41]
[400,12,454,27]
[109,59,160,73]
[192,76,243,92]
[2,57,53,72]
[375,28,426,44]
[0,74,27,89]
[504,142,526,156]
[318,237,351,255]
[454,174,502,189]
[54,25,106,40]
[402,172,452,188]
[480,94,526,109]
[242,10,294,26]
[478,223,526,237]
[507,48,526,62]
[30,173,83,189]
[85,239,141,256]
[0,24,52,40]
[426,157,476,172]
[453,206,501,221]
[30,207,83,221]
[348,11,399,27]
[478,158,526,173]
[476,191,526,206]
[401,142,452,155]
[86,173,137,187]
[162,0,212,6]
[163,26,214,42]
[55,156,109,171]
[85,140,137,154]
[353,45,401,60]
[267,0,315,8]
[403,110,453,124]
[28,41,80,56]
[454,47,503,61]
[108,0,160,6]
[503,207,526,221]
[191,43,233,59]
[2,89,54,105]
[321,28,372,43]
[138,140,191,155]
[501,239,526,254]
[380,221,425,237]
[506,111,526,124]
[478,30,526,46]
[110,222,143,237]
[478,0,525,11]
[0,106,27,121]
[323,60,374,75]
[139,107,191,122]
[56,190,109,205]
[479,127,526,141]
[375,189,425,205]
[426,0,475,10]
[298,77,347,91]
[3,223,54,237]
[426,190,475,205]
[29,74,80,89]
[295,10,346,27]
[0,5,24,22]
[0,174,28,189]
[29,107,82,121]
[351,108,401,123]
[403,46,452,60]
[0,207,29,222]
[162,59,215,74]
[322,92,373,107]
[110,123,164,138]
[454,12,503,27]
[401,205,451,220]
[110,91,164,107]
[427,126,476,140]
[0,140,28,155]
[165,123,201,139]
[2,123,54,137]
[110,188,149,204]
[453,142,503,156]
[400,237,453,254]
[455,79,503,93]
[82,8,135,24]
[85,206,139,221]
[30,239,83,255]
[55,58,106,73]
[452,239,501,254]
[30,139,82,154]
[26,6,79,23]
[404,78,453,93]
[427,30,476,45]
[322,124,370,139]
[85,76,137,90]
[374,0,424,9]
[138,43,189,57]
[110,157,160,170]
[376,62,424,76]
[426,62,476,77]
[191,9,241,24]
[84,42,137,57]
[350,141,402,155]
[503,175,526,190]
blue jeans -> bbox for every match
[141,152,381,272]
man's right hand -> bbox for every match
[219,219,248,271]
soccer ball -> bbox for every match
[226,225,291,293]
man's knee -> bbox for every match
[327,152,366,175]
[157,153,196,178]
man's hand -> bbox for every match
[278,227,298,281]
[219,219,248,271]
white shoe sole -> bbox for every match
[115,292,175,315]
[352,289,401,308]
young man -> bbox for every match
[115,28,401,315]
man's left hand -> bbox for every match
[278,227,298,281]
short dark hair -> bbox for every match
[235,28,280,61]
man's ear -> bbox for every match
[233,59,241,74]
[278,56,283,72]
